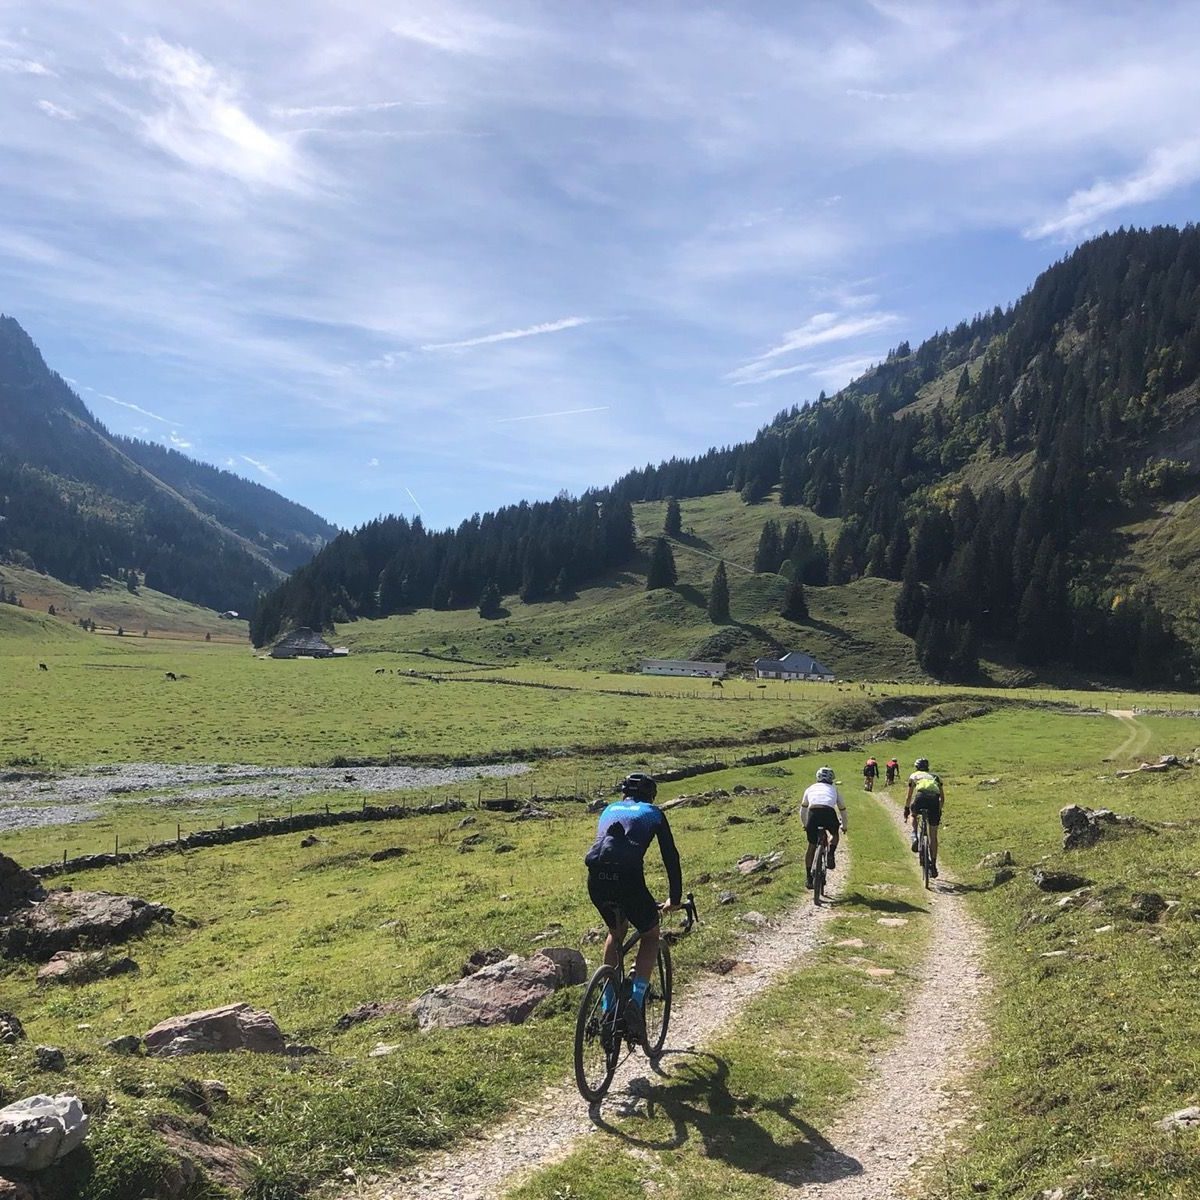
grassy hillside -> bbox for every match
[0,563,248,641]
[335,490,919,680]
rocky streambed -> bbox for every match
[0,761,532,832]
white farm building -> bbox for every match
[639,658,727,678]
[753,651,835,682]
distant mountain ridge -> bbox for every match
[0,315,337,615]
[252,226,1200,688]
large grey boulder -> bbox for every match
[1156,1106,1200,1132]
[1060,804,1155,851]
[0,1094,89,1171]
[144,1003,286,1057]
[411,954,561,1030]
[0,891,173,961]
[0,854,44,919]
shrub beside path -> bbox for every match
[783,792,991,1197]
[347,874,845,1200]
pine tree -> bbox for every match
[956,366,971,396]
[894,551,925,636]
[780,579,809,622]
[646,538,677,590]
[804,533,830,586]
[664,498,682,536]
[478,580,502,618]
[754,520,784,573]
[707,561,730,622]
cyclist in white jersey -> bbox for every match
[799,766,848,889]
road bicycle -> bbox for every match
[916,811,932,889]
[811,828,831,905]
[573,893,698,1102]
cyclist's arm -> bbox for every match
[655,814,683,907]
[835,791,848,832]
[799,795,811,827]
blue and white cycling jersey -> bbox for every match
[585,799,682,905]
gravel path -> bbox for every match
[348,864,846,1200]
[0,761,531,832]
[778,791,990,1198]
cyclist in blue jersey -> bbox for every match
[584,772,682,1045]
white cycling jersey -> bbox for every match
[800,782,848,829]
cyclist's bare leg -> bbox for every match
[929,825,939,864]
[602,919,629,971]
[804,843,816,874]
[632,925,660,986]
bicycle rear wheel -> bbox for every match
[920,820,931,889]
[813,839,826,905]
[574,965,620,1102]
[643,942,672,1058]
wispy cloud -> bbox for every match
[421,317,592,353]
[36,99,76,120]
[271,99,425,119]
[367,456,380,467]
[168,431,191,448]
[1,57,52,76]
[727,307,899,386]
[493,405,609,424]
[94,392,173,424]
[241,454,279,481]
[1027,140,1200,239]
[116,37,305,189]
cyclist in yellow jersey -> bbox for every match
[904,757,945,878]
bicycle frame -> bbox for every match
[618,893,698,958]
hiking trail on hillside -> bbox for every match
[346,868,845,1200]
[775,792,991,1197]
[1106,709,1153,762]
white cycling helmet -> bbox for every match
[816,766,835,784]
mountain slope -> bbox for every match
[255,226,1200,687]
[0,315,337,614]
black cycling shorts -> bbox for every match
[587,867,659,934]
[805,806,841,845]
[912,792,942,826]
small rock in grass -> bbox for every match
[1129,892,1168,922]
[1032,869,1092,893]
[104,1035,142,1056]
[494,844,516,854]
[34,1046,65,1072]
[877,917,908,927]
[977,850,1013,869]
[726,815,750,826]
[993,868,1015,887]
[456,816,476,829]
[0,1014,25,1045]
[758,804,782,815]
[1040,950,1069,958]
[718,891,737,905]
[835,938,866,949]
[370,847,407,862]
[1094,924,1114,934]
[862,967,895,978]
[368,1043,399,1058]
[739,911,768,928]
[1155,1106,1200,1132]
[299,835,320,848]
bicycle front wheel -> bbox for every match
[574,965,620,1102]
[643,941,673,1058]
[813,846,826,906]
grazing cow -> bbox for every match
[374,668,386,675]
[711,679,723,689]
[756,684,767,690]
[38,662,48,671]
[165,671,177,681]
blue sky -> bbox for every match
[4,1,1200,530]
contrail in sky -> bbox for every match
[404,486,424,513]
[493,405,609,424]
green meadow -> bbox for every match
[4,589,1200,1200]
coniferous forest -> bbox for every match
[251,227,1200,687]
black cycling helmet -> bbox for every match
[620,772,658,801]
[914,757,930,771]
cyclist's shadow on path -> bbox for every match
[589,1050,861,1186]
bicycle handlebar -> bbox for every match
[679,892,699,931]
